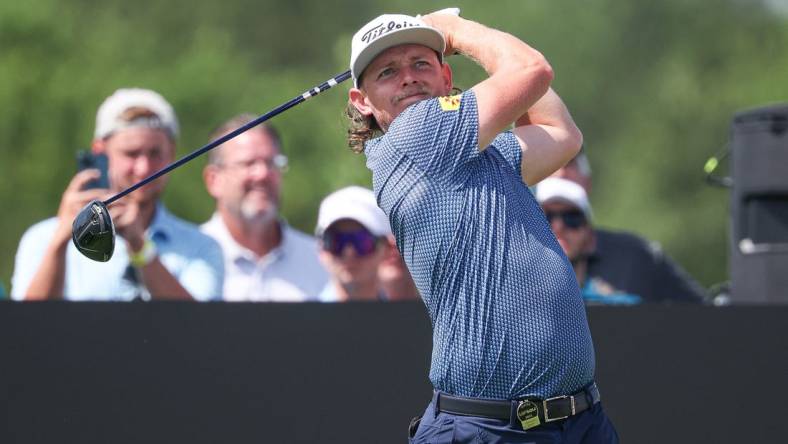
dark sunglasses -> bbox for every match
[322,228,380,257]
[545,210,588,230]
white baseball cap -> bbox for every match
[94,88,179,140]
[316,186,392,237]
[535,177,593,220]
[349,13,446,87]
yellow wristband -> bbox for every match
[129,238,157,268]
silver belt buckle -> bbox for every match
[543,395,575,422]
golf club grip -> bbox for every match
[104,70,352,206]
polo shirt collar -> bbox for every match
[206,212,292,265]
[147,203,172,243]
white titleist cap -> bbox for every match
[535,177,593,220]
[316,186,392,237]
[349,13,446,87]
[94,88,179,140]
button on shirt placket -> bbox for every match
[256,247,283,300]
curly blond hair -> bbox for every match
[345,101,382,154]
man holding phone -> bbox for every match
[11,88,224,301]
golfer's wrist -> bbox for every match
[128,237,157,268]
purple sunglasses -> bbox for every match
[322,228,380,257]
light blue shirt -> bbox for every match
[317,283,388,302]
[365,91,595,399]
[582,278,643,305]
[12,204,224,301]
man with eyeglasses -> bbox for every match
[315,186,392,302]
[201,114,328,301]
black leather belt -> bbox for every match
[436,383,600,428]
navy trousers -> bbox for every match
[408,396,619,444]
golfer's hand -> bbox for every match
[55,170,109,244]
[421,13,462,58]
[110,200,146,253]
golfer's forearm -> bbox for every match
[448,17,550,79]
[140,260,194,300]
[514,89,583,185]
[23,242,68,300]
[516,88,579,133]
[457,18,553,121]
[427,15,553,148]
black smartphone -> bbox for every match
[76,151,110,190]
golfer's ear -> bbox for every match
[348,89,373,117]
[441,62,453,93]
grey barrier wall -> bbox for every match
[1,302,786,444]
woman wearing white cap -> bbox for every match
[315,186,393,302]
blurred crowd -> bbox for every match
[3,88,706,304]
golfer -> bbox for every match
[346,11,618,443]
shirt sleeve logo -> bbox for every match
[438,94,462,111]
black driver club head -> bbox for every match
[72,199,115,262]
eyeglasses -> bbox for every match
[219,154,288,173]
[544,210,588,230]
[322,228,380,257]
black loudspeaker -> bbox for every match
[730,103,788,303]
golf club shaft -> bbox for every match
[104,70,352,206]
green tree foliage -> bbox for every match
[1,0,786,295]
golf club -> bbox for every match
[72,70,352,262]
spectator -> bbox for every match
[315,186,391,302]
[378,237,420,301]
[201,114,328,301]
[537,176,705,303]
[12,88,223,301]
